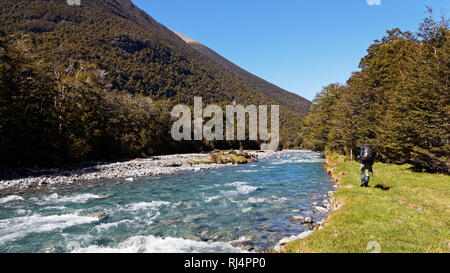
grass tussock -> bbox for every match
[210,154,248,164]
[190,150,258,165]
[283,161,450,253]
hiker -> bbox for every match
[357,144,375,187]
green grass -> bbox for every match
[284,161,450,253]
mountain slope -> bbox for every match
[172,31,311,115]
[0,0,310,146]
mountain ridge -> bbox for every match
[171,30,311,115]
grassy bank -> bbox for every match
[284,159,450,253]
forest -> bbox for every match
[300,9,449,174]
[0,0,310,168]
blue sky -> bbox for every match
[133,0,449,101]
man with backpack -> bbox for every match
[357,144,375,187]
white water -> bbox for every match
[0,214,99,245]
[0,195,24,204]
[73,235,244,253]
[0,151,333,253]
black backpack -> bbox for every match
[360,144,374,163]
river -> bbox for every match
[0,151,333,253]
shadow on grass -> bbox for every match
[374,184,391,191]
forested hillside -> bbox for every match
[0,0,310,167]
[300,10,449,174]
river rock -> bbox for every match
[278,230,314,245]
[289,215,304,222]
[301,217,313,224]
[231,240,256,252]
[273,244,283,252]
[183,214,207,223]
[160,219,178,225]
[314,206,329,213]
[165,162,182,167]
[87,211,108,220]
[200,230,211,241]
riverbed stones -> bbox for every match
[0,151,285,195]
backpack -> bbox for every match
[360,144,374,163]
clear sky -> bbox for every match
[132,0,449,101]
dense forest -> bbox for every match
[300,9,449,174]
[0,0,310,167]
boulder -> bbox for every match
[289,215,304,222]
[301,217,313,224]
[165,162,182,167]
[87,211,108,220]
[314,206,329,214]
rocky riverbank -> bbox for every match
[0,151,274,195]
[272,155,342,252]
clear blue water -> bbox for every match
[0,151,333,253]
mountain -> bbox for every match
[0,0,310,147]
[171,31,311,115]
